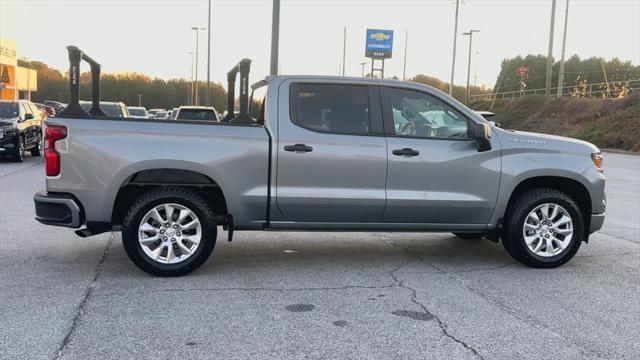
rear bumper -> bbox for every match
[33,190,83,228]
[589,213,605,233]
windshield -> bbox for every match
[128,108,147,116]
[0,103,19,119]
[177,108,218,121]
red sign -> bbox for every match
[517,67,529,77]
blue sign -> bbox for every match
[365,29,393,59]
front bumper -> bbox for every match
[33,190,83,228]
[589,213,606,233]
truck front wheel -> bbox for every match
[502,188,584,268]
[122,187,217,276]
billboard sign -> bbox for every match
[517,67,529,77]
[365,29,393,59]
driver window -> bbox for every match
[387,88,470,139]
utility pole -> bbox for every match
[188,51,194,105]
[462,29,479,104]
[360,62,366,77]
[449,0,460,96]
[138,94,142,107]
[402,31,408,81]
[191,26,205,106]
[342,26,347,76]
[556,0,569,98]
[206,0,212,106]
[270,0,281,75]
[545,0,557,96]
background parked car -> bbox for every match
[44,100,66,113]
[0,100,43,162]
[153,111,167,119]
[79,101,130,118]
[475,111,500,127]
[127,106,148,118]
[35,103,56,117]
[170,107,179,119]
[175,106,219,121]
[147,109,166,118]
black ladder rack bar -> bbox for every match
[58,46,107,117]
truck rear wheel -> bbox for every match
[122,187,217,276]
[502,188,584,268]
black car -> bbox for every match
[0,100,44,162]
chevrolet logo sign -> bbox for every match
[369,32,390,41]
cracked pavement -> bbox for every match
[1,152,639,360]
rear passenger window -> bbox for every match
[290,84,370,135]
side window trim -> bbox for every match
[288,82,383,137]
[380,86,475,141]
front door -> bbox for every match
[276,82,387,222]
[380,86,501,224]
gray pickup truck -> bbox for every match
[34,48,605,276]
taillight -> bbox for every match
[45,125,67,176]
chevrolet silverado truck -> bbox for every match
[34,47,606,276]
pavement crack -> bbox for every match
[53,234,113,360]
[387,260,485,359]
[383,239,596,359]
[100,284,397,297]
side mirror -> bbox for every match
[472,122,492,152]
[24,113,34,121]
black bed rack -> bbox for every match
[58,46,106,117]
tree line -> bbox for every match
[18,54,639,111]
[493,55,640,95]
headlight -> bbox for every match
[591,152,603,172]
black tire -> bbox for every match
[11,137,24,162]
[502,188,584,268]
[122,187,217,277]
[452,232,485,240]
[30,133,42,157]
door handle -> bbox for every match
[284,144,313,153]
[392,148,420,156]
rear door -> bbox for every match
[275,81,387,222]
[380,86,501,224]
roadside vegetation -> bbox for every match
[471,94,640,152]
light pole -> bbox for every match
[402,30,408,81]
[270,0,281,75]
[359,62,366,77]
[342,26,347,76]
[556,0,569,98]
[138,94,142,107]
[206,0,212,106]
[462,29,479,104]
[188,51,195,105]
[449,0,460,96]
[545,0,557,96]
[191,26,205,106]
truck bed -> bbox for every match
[45,116,271,229]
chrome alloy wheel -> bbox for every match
[522,203,573,257]
[138,203,202,264]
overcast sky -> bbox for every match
[1,0,638,88]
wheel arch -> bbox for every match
[110,167,229,227]
[503,175,592,237]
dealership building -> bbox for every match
[0,38,38,101]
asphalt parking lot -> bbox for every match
[0,152,638,360]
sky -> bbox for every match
[1,0,639,89]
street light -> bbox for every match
[462,29,479,104]
[449,0,460,96]
[359,62,366,78]
[191,26,206,106]
[206,0,213,106]
[188,51,195,105]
